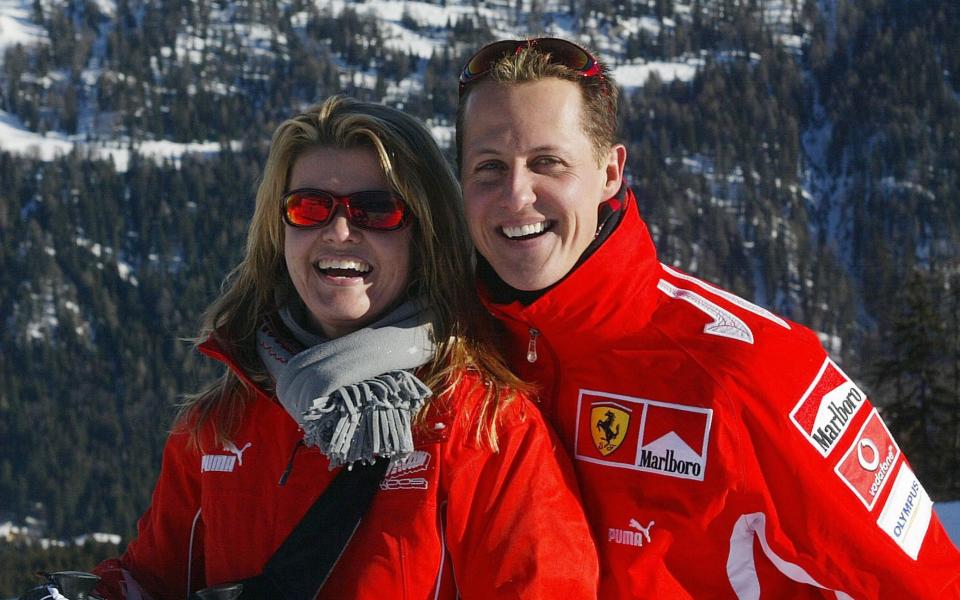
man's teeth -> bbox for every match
[316,258,370,272]
[502,222,547,239]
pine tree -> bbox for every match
[872,269,951,493]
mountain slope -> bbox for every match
[0,0,958,590]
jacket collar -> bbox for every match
[198,325,452,444]
[198,334,271,398]
[479,187,662,353]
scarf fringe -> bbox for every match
[301,370,432,469]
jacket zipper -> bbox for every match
[527,328,540,363]
[278,439,305,486]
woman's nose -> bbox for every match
[320,206,358,243]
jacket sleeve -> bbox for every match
[732,334,960,598]
[440,385,599,600]
[93,430,205,600]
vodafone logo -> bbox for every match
[574,390,713,482]
[834,409,901,510]
[790,358,869,456]
[857,438,881,471]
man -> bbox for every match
[456,37,960,598]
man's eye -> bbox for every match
[534,156,562,167]
[476,161,503,172]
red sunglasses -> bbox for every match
[281,188,409,231]
[458,37,605,95]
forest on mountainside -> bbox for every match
[1,0,959,593]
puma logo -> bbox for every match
[201,441,252,473]
[629,518,655,544]
[224,441,252,465]
[609,518,656,548]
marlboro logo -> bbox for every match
[790,358,868,456]
[575,390,712,482]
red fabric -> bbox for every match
[480,189,960,599]
[93,343,598,600]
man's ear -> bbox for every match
[601,143,627,199]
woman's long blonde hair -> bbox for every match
[180,95,526,448]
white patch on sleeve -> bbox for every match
[876,463,933,560]
[661,263,791,329]
[658,279,754,343]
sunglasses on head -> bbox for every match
[458,37,605,95]
[281,188,409,232]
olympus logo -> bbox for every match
[893,480,921,538]
[877,463,932,560]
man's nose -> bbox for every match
[502,167,537,211]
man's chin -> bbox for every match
[498,265,564,292]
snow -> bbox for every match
[616,15,662,37]
[816,331,843,357]
[429,122,454,150]
[0,110,75,160]
[0,0,46,60]
[613,59,701,88]
[73,531,122,545]
[936,501,960,548]
[1,0,704,168]
[323,0,478,59]
[91,0,116,18]
[0,109,238,171]
[116,259,138,286]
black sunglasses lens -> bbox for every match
[538,39,591,70]
[284,191,333,227]
[349,191,406,229]
[463,40,520,80]
[461,38,597,88]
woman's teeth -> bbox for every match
[315,258,371,275]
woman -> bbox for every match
[90,96,599,599]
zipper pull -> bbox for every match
[527,328,540,363]
[278,439,305,486]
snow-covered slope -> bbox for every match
[937,501,960,548]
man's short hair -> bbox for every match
[456,44,619,167]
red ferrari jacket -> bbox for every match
[92,337,599,599]
[480,189,960,598]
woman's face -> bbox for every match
[284,146,413,338]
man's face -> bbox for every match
[460,78,624,291]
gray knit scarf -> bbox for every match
[256,299,435,469]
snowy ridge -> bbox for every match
[0,109,234,171]
[0,0,46,54]
[0,0,738,166]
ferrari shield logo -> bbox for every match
[592,404,630,456]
